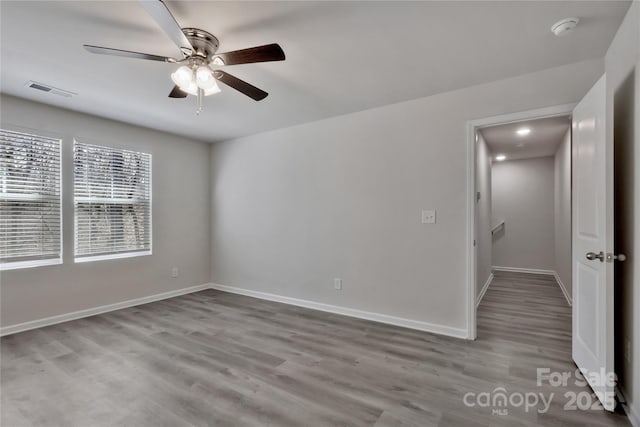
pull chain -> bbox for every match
[196,87,204,115]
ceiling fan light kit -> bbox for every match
[83,0,285,114]
[170,65,221,96]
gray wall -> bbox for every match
[554,129,572,298]
[491,157,555,271]
[476,133,492,297]
[0,96,212,327]
[210,59,603,334]
[605,0,639,421]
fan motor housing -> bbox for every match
[182,28,219,60]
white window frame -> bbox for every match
[73,140,152,263]
[0,126,63,271]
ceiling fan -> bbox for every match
[83,0,285,112]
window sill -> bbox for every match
[74,250,152,264]
[0,258,63,271]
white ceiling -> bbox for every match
[0,1,630,143]
[480,115,571,161]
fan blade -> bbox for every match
[212,44,285,66]
[139,0,193,55]
[215,71,268,101]
[83,45,174,62]
[168,85,187,98]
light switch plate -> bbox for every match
[422,210,436,224]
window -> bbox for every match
[0,129,62,270]
[74,142,151,262]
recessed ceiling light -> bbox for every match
[496,154,506,161]
[516,128,531,136]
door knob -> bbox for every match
[586,251,605,262]
[607,253,627,262]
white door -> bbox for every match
[572,74,615,411]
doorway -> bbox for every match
[465,104,575,340]
[476,115,573,304]
[467,70,633,415]
[474,115,573,345]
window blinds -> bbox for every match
[74,142,151,260]
[0,129,62,267]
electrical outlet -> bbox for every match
[421,209,436,224]
[334,278,342,290]
[171,267,179,278]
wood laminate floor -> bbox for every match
[1,272,630,426]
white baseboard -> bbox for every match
[492,266,556,275]
[0,283,211,337]
[1,281,473,340]
[553,272,572,307]
[618,385,640,427]
[476,273,494,308]
[209,283,469,339]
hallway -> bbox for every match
[478,271,571,348]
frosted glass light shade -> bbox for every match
[171,66,198,95]
[196,66,221,96]
[172,66,194,87]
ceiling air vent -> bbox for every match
[25,81,76,98]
